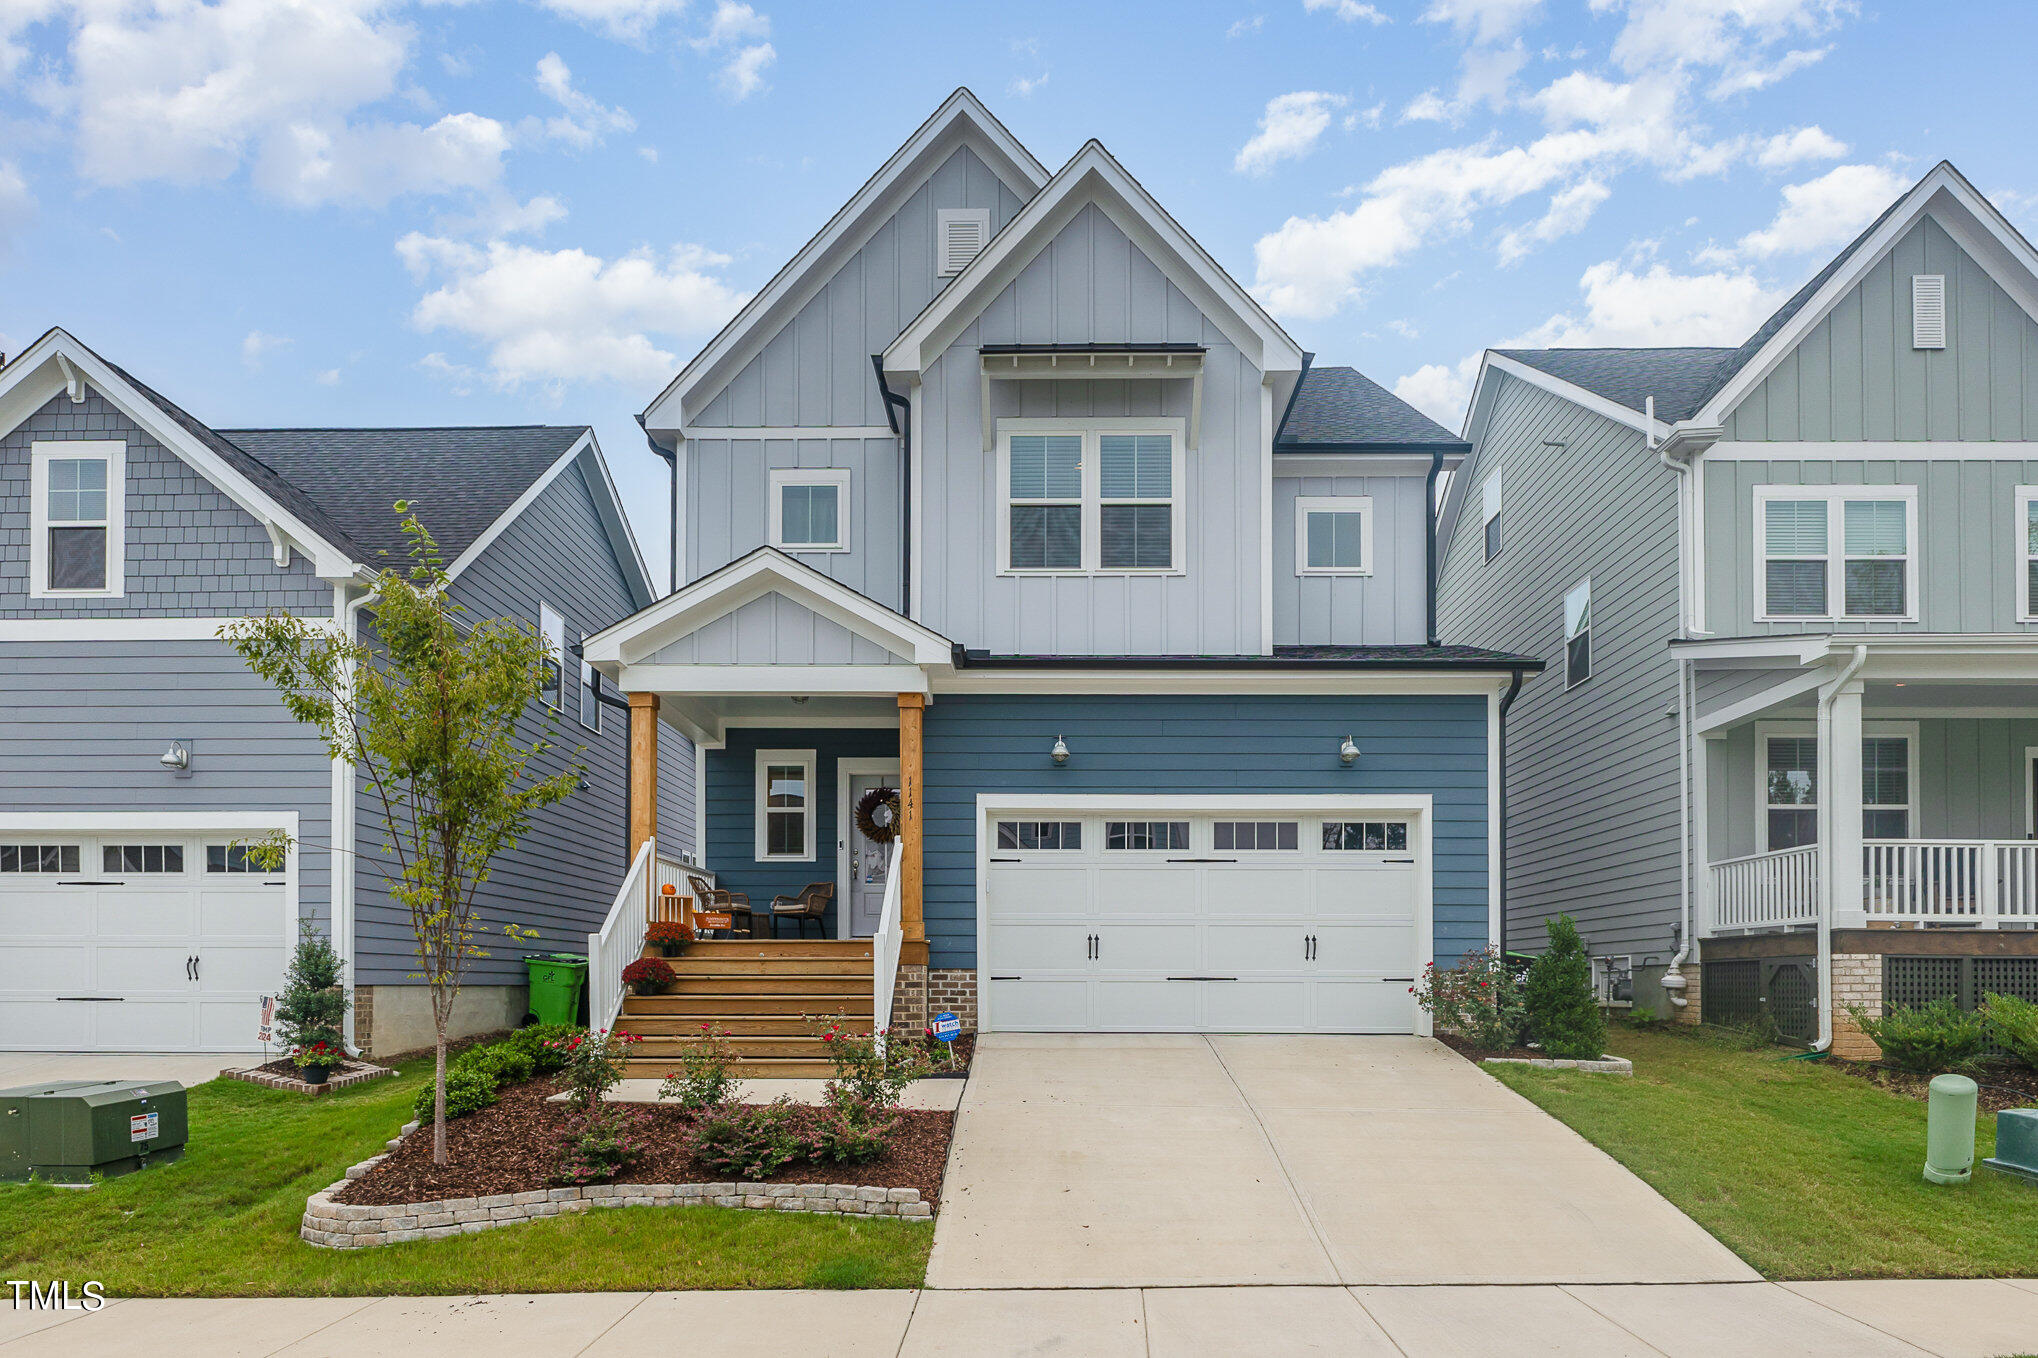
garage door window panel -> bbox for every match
[1105,821,1189,851]
[104,844,185,874]
[1322,821,1409,851]
[1213,821,1299,852]
[1,845,81,874]
[996,820,1082,851]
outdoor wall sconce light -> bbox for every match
[1050,735,1070,765]
[1339,736,1361,765]
[159,740,192,777]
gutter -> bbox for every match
[334,582,380,1058]
[1813,643,1870,1053]
[949,649,1545,673]
[1425,446,1444,646]
[638,421,679,596]
[1496,667,1525,958]
[872,357,913,615]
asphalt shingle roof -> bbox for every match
[1489,347,1736,423]
[219,426,588,565]
[1277,365,1467,449]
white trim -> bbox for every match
[1275,453,1458,480]
[1259,379,1275,654]
[691,426,897,441]
[2018,486,2038,624]
[620,663,931,697]
[937,668,1517,696]
[1755,485,1919,623]
[1483,352,1667,439]
[29,440,124,599]
[2025,746,2038,840]
[835,757,900,940]
[1708,441,2038,461]
[937,207,992,276]
[1689,454,1710,635]
[1754,719,1919,850]
[1693,668,1826,734]
[768,467,852,553]
[693,736,717,862]
[972,792,1434,1036]
[1293,495,1374,576]
[755,749,817,863]
[995,418,1187,577]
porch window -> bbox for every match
[755,750,815,861]
[769,468,849,552]
[1765,736,1818,849]
[1761,731,1914,848]
[1759,487,1914,620]
[999,421,1183,575]
[1862,737,1912,839]
[577,634,601,733]
[1295,497,1372,575]
[31,442,124,598]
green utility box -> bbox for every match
[524,953,588,1028]
[0,1079,188,1184]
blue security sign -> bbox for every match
[930,1012,962,1042]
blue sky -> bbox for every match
[3,0,2034,582]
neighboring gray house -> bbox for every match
[586,89,1538,1052]
[0,329,692,1058]
[1436,162,2038,1056]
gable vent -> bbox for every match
[1912,274,1947,350]
[937,208,991,277]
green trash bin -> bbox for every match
[524,953,588,1028]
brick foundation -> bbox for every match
[1671,962,1702,1026]
[1829,952,1882,1060]
[352,987,374,1053]
[889,963,927,1034]
[927,969,978,1032]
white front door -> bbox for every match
[983,805,1428,1034]
[0,835,291,1052]
[842,766,900,938]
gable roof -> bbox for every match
[641,88,1048,439]
[1486,348,1736,424]
[882,139,1307,386]
[1276,365,1468,451]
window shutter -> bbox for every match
[938,209,990,276]
[1912,274,1946,350]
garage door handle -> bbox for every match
[1383,977,1414,983]
[57,996,124,1002]
[1384,857,1414,864]
[1164,858,1237,864]
[1166,976,1238,982]
[193,955,200,982]
[989,857,1021,863]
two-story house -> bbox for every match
[1436,162,2038,1057]
[0,328,693,1059]
[585,90,1538,1060]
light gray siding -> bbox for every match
[645,591,898,665]
[1436,372,1683,960]
[1695,666,1803,724]
[0,640,334,926]
[352,463,694,986]
[915,203,1265,655]
[683,434,901,605]
[1725,216,2038,442]
[1701,456,2038,632]
[1,391,331,617]
[1272,470,1427,646]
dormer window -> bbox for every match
[31,441,124,598]
[937,208,991,277]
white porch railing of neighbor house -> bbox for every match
[1864,839,2038,927]
[871,837,905,1057]
[589,838,656,1032]
[1710,844,1822,930]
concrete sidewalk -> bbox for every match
[4,1281,2034,1357]
[0,1053,239,1088]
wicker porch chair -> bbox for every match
[769,882,834,939]
[687,874,755,938]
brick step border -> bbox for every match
[301,1152,931,1249]
[225,1062,396,1096]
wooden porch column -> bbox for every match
[898,692,926,950]
[629,692,659,860]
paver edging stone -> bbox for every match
[223,1061,396,1097]
[1482,1054,1634,1075]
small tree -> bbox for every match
[222,508,581,1164]
[1523,915,1607,1060]
[275,920,348,1057]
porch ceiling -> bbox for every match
[651,693,902,745]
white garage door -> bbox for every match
[984,806,1429,1034]
[0,836,290,1052]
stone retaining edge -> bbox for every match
[1482,1054,1634,1075]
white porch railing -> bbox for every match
[870,837,905,1056]
[1710,844,1822,931]
[1865,838,2038,927]
[588,837,655,1032]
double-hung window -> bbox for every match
[1295,497,1373,575]
[1758,487,1915,621]
[999,420,1183,575]
[577,634,601,733]
[538,604,566,710]
[2018,487,2038,621]
[1759,724,1915,850]
[1481,473,1502,563]
[31,442,124,598]
[769,468,849,552]
[1563,579,1592,688]
[755,750,815,861]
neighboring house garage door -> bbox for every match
[0,834,292,1053]
[981,800,1432,1034]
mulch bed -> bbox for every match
[1436,1032,1546,1063]
[1839,1060,2038,1116]
[905,1032,974,1077]
[334,1080,954,1208]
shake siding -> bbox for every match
[1436,374,1683,960]
[1271,472,1427,645]
[351,464,694,986]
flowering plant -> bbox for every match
[552,1105,648,1186]
[545,1027,642,1111]
[808,1016,929,1111]
[290,1039,342,1071]
[657,1023,740,1111]
[621,956,677,994]
[644,920,694,955]
[1410,946,1525,1052]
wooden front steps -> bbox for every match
[618,938,874,1077]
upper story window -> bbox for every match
[1563,579,1592,688]
[1481,472,1502,563]
[2018,487,2038,622]
[31,441,124,598]
[539,604,566,710]
[937,208,991,277]
[756,749,815,861]
[1295,496,1373,576]
[1757,487,1915,622]
[577,633,601,733]
[768,468,850,552]
[997,420,1184,576]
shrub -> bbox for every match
[1410,946,1525,1051]
[809,1019,929,1111]
[1985,992,2038,1070]
[412,1065,498,1123]
[453,1041,535,1086]
[1853,998,1988,1074]
[658,1024,740,1112]
[622,957,676,995]
[552,1106,648,1187]
[644,920,694,953]
[548,1027,642,1112]
[1523,916,1607,1061]
[690,1097,814,1179]
[275,920,348,1055]
[506,1022,579,1073]
[812,1094,898,1165]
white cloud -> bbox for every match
[1594,0,1852,80]
[441,192,569,239]
[1404,38,1527,123]
[535,51,635,148]
[242,330,291,368]
[1235,91,1347,176]
[1755,125,1845,168]
[398,232,750,389]
[1387,317,1420,339]
[690,2,774,101]
[1303,0,1390,22]
[1710,45,1829,98]
[1496,178,1610,264]
[1705,161,1910,261]
[1394,355,1480,428]
[692,0,770,48]
[254,112,509,208]
[1348,102,1384,130]
[1,0,60,84]
[0,159,34,253]
[1226,14,1265,37]
[1420,0,1542,43]
[1009,71,1049,98]
[637,145,658,162]
[1509,257,1788,347]
[315,368,341,386]
[716,42,773,99]
[533,0,689,43]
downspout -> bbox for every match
[1424,447,1445,646]
[578,646,637,864]
[642,428,679,595]
[872,357,913,614]
[335,581,380,1057]
[1664,656,1693,1007]
[1813,643,1870,1052]
[1496,666,1525,958]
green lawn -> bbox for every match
[0,1060,931,1296]
[1486,1026,2038,1279]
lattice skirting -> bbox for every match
[1699,957,1819,1044]
[1885,954,2038,1057]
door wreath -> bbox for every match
[855,786,902,843]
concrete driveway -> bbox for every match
[0,1052,241,1089]
[928,1033,1758,1289]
